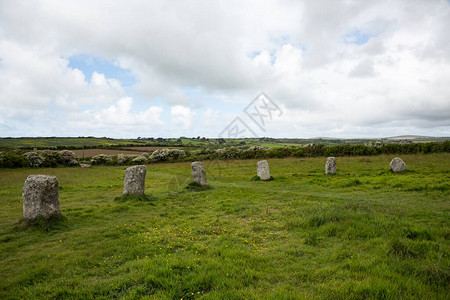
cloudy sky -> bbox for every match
[1,0,449,138]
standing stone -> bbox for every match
[123,165,147,195]
[325,157,337,174]
[257,160,271,181]
[22,175,60,220]
[191,161,207,185]
[390,157,406,172]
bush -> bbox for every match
[215,147,240,159]
[0,151,27,168]
[150,148,170,162]
[40,150,62,167]
[168,149,186,159]
[267,147,291,158]
[117,154,133,165]
[91,154,112,165]
[23,150,65,168]
[304,144,326,157]
[190,149,202,156]
[148,149,186,162]
[131,155,148,165]
[23,151,45,168]
[59,150,79,166]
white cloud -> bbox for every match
[61,97,164,137]
[76,97,163,127]
[0,0,449,137]
[171,105,195,130]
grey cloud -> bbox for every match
[348,59,376,78]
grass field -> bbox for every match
[2,137,448,151]
[71,149,150,158]
[0,154,449,299]
[0,138,143,149]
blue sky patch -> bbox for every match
[344,29,372,45]
[248,50,277,65]
[67,54,137,87]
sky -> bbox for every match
[0,0,449,139]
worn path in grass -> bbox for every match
[0,154,449,299]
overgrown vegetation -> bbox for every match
[0,154,448,298]
[0,150,79,168]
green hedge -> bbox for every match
[1,142,449,168]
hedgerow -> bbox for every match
[0,142,448,168]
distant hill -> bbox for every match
[386,136,450,142]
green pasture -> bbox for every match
[0,154,448,299]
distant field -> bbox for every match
[2,136,448,150]
[71,147,183,158]
[0,138,143,148]
[126,147,181,151]
[0,154,448,298]
[71,149,148,158]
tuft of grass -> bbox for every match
[304,232,323,246]
[340,178,362,187]
[184,181,214,191]
[388,238,417,258]
[421,253,449,288]
[307,207,345,228]
[405,227,434,241]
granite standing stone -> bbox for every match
[191,161,207,185]
[325,157,337,174]
[390,157,406,172]
[22,175,60,220]
[123,165,147,195]
[257,160,271,180]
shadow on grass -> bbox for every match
[378,169,417,175]
[339,178,363,188]
[184,181,214,192]
[250,175,275,181]
[114,194,158,203]
[14,214,68,232]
